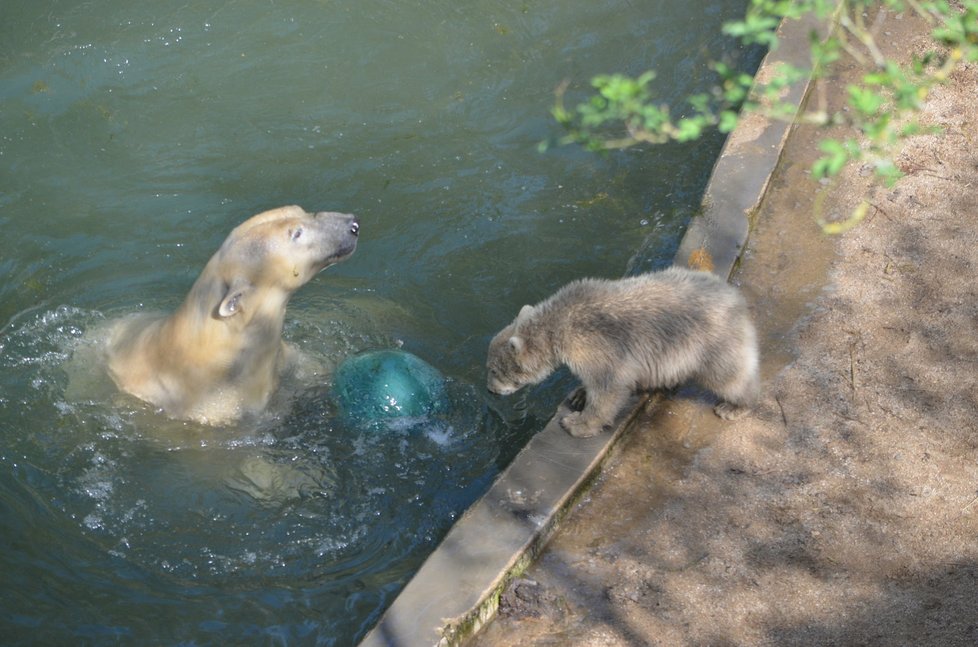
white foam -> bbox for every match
[424,423,454,447]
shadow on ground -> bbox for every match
[470,11,978,645]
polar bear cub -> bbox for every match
[486,266,759,437]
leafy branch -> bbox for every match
[549,0,978,229]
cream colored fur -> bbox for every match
[487,266,760,437]
[105,206,359,424]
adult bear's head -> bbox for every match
[212,206,360,320]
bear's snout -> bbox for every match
[313,211,360,243]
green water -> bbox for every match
[0,0,760,643]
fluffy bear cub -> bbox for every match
[487,266,760,438]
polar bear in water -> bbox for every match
[104,206,359,425]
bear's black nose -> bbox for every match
[350,220,360,237]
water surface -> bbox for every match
[0,0,760,643]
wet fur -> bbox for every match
[487,266,760,437]
[105,206,359,424]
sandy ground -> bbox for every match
[470,10,978,647]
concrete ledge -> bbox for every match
[676,10,828,277]
[361,395,651,647]
[360,10,831,647]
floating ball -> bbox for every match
[333,350,447,425]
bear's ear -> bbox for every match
[508,335,525,354]
[218,278,253,318]
[516,304,535,323]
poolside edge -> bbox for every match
[359,9,830,647]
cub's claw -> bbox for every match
[565,387,587,412]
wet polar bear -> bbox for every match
[487,266,759,438]
[105,206,359,425]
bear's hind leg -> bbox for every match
[714,400,752,420]
[701,335,760,421]
[709,358,760,421]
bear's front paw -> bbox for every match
[559,412,602,438]
[565,387,587,412]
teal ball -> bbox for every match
[334,350,447,424]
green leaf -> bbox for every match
[688,93,711,113]
[718,110,740,133]
[640,104,669,131]
[675,118,704,142]
[848,85,885,116]
[722,13,781,47]
[875,159,904,187]
[813,138,850,178]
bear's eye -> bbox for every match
[289,227,303,241]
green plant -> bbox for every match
[549,0,978,230]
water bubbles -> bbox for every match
[0,302,493,641]
[81,476,114,502]
[159,26,184,47]
[424,423,454,446]
[84,514,104,530]
[109,536,131,558]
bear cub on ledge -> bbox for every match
[487,266,760,438]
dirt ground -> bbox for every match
[470,10,978,647]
